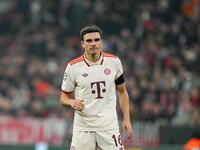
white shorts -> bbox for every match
[70,129,125,150]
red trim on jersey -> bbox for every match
[83,52,104,66]
[61,89,73,94]
[100,53,104,65]
[70,58,83,65]
[83,56,90,67]
[69,55,84,66]
[103,52,118,58]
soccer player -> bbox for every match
[60,24,132,150]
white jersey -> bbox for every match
[61,52,123,131]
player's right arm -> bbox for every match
[60,63,84,111]
[60,92,84,111]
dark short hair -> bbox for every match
[80,25,103,41]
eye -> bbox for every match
[94,38,101,42]
[86,39,92,43]
[85,38,101,43]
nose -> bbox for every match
[91,40,96,46]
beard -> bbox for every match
[91,52,97,57]
[89,50,101,62]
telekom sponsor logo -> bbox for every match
[91,81,106,99]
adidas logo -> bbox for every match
[82,73,88,77]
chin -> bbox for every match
[90,51,99,56]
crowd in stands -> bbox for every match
[0,0,200,127]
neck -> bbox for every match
[85,52,101,62]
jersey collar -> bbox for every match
[83,52,104,67]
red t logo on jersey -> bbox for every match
[91,81,106,99]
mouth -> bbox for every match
[90,47,98,51]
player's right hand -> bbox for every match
[70,99,85,111]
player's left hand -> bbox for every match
[122,120,132,139]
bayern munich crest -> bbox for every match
[104,68,111,75]
[70,146,75,150]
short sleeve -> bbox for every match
[61,64,75,93]
[115,58,123,80]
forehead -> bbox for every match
[83,32,101,40]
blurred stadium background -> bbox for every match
[0,0,200,149]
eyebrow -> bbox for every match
[85,38,101,42]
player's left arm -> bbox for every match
[116,82,133,139]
